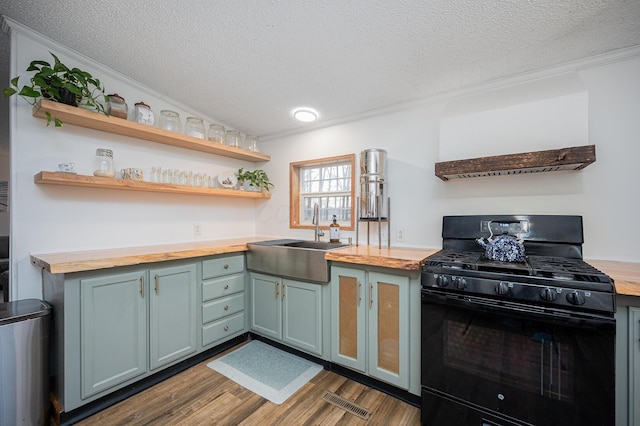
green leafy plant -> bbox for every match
[3,52,108,126]
[235,168,274,192]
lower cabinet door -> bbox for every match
[80,270,147,399]
[250,273,282,340]
[149,263,197,370]
[282,279,322,355]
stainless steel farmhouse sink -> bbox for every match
[246,239,349,283]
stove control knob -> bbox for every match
[540,287,558,302]
[495,282,509,295]
[435,275,449,287]
[566,290,586,305]
[453,277,468,290]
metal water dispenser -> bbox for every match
[357,149,390,247]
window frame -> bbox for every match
[289,154,355,231]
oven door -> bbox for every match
[421,289,615,426]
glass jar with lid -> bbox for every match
[245,135,259,152]
[106,94,128,119]
[208,124,225,144]
[159,110,181,133]
[185,117,205,139]
[133,102,154,125]
[226,130,241,148]
[94,148,115,177]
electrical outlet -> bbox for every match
[193,224,201,236]
[397,228,406,242]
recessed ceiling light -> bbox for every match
[292,107,318,123]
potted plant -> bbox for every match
[235,168,274,192]
[3,52,108,126]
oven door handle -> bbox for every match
[421,289,615,327]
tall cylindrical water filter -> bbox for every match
[359,148,387,219]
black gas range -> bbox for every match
[420,215,615,426]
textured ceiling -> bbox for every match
[1,0,639,139]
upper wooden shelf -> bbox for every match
[33,99,270,163]
[434,145,596,181]
[34,171,271,199]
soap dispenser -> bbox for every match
[330,215,340,243]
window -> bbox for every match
[290,154,355,230]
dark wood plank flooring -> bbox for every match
[77,342,421,425]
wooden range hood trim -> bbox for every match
[434,145,596,181]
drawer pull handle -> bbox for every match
[155,274,159,295]
[369,283,373,309]
[140,276,144,298]
[224,264,229,269]
[358,281,362,306]
[224,325,229,331]
[224,305,229,311]
[224,284,229,290]
[275,282,279,298]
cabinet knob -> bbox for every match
[224,305,229,311]
[224,325,229,331]
[224,264,229,269]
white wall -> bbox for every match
[8,24,265,300]
[259,55,640,263]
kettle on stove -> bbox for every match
[476,221,526,263]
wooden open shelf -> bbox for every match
[34,171,271,199]
[434,145,596,181]
[33,99,270,163]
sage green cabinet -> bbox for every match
[249,272,324,356]
[149,264,197,370]
[330,265,419,394]
[80,271,147,399]
[200,254,247,348]
[616,295,640,426]
[44,259,197,411]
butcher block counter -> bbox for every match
[30,240,639,296]
[30,238,437,275]
[588,259,640,297]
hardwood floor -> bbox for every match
[77,342,421,425]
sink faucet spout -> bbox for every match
[312,203,324,241]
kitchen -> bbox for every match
[1,1,640,425]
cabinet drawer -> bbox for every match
[202,274,244,302]
[202,312,245,347]
[203,255,245,279]
[203,293,245,323]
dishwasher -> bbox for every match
[0,299,51,426]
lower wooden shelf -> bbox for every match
[34,171,271,199]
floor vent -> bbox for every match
[321,390,371,420]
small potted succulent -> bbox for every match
[235,168,274,192]
[3,52,108,126]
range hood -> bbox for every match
[434,145,596,181]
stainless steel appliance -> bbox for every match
[421,215,615,425]
[359,148,387,219]
[0,299,51,426]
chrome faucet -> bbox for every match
[312,203,324,241]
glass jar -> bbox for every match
[159,110,181,133]
[106,94,128,119]
[94,148,115,177]
[185,117,205,139]
[226,130,241,148]
[133,102,154,125]
[207,124,225,144]
[245,135,259,152]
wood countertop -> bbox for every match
[30,239,640,297]
[31,238,438,275]
[30,237,268,274]
[587,259,640,297]
[325,245,438,271]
